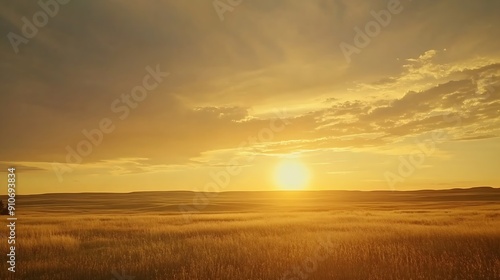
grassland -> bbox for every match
[1,187,499,279]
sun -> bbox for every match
[274,160,310,190]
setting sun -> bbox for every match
[275,160,310,190]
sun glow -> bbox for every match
[275,160,310,190]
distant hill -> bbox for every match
[6,187,499,215]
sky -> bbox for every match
[0,0,499,194]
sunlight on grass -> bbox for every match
[2,206,499,280]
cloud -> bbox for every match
[454,135,498,141]
[0,162,47,173]
[1,1,499,178]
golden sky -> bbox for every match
[1,0,499,194]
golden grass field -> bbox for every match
[1,187,499,280]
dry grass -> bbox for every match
[0,208,499,279]
[1,189,499,279]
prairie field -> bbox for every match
[1,188,499,280]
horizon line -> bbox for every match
[2,186,497,196]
